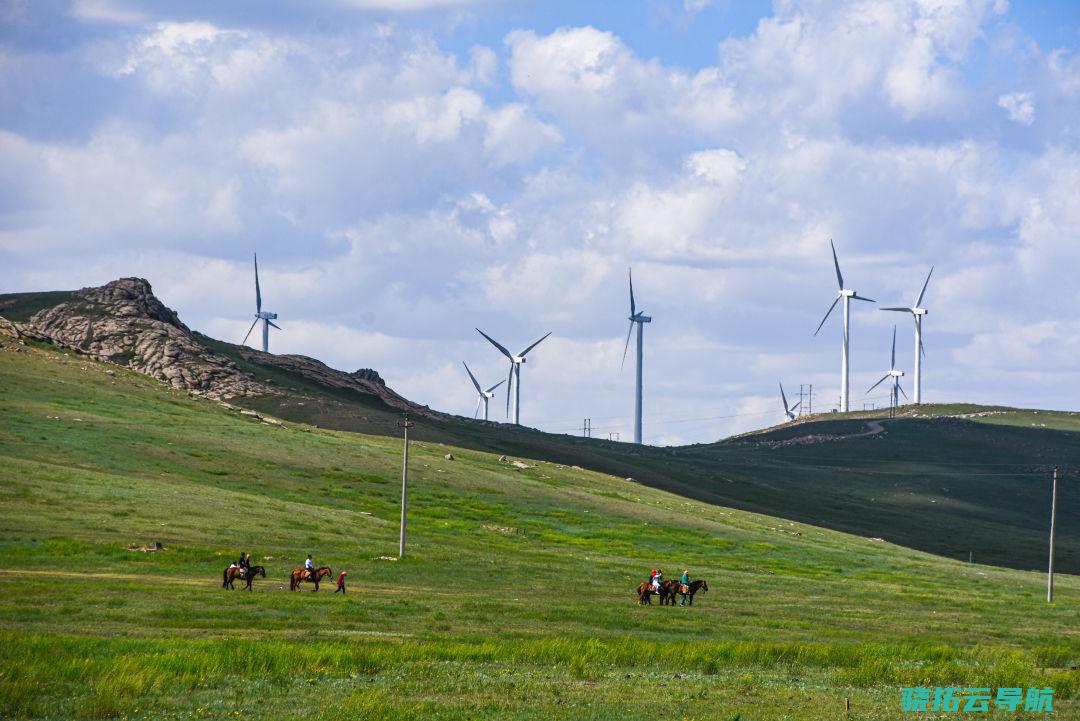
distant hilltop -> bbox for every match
[0,277,429,415]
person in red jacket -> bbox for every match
[334,570,347,594]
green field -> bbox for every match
[1,338,1079,720]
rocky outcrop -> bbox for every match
[9,277,433,414]
[236,348,438,416]
[23,278,269,399]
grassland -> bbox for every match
[1,339,1079,720]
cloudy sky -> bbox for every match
[3,0,1080,444]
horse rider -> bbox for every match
[237,553,250,578]
[680,569,690,606]
[305,554,315,581]
[651,568,663,594]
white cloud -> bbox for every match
[6,1,1080,444]
[997,91,1035,124]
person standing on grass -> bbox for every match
[334,570,347,594]
[680,570,690,606]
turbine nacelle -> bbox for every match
[630,312,652,323]
[256,311,278,320]
[913,308,928,316]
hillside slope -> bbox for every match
[2,282,1078,574]
[1,334,1078,720]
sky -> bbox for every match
[3,0,1080,445]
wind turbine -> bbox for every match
[462,361,505,421]
[814,240,875,412]
[475,328,551,425]
[241,253,281,353]
[779,382,801,421]
[880,266,933,404]
[867,326,907,411]
[621,268,652,444]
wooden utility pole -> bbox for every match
[1047,466,1059,603]
[398,414,415,559]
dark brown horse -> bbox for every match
[291,566,332,591]
[659,580,688,606]
[223,565,265,591]
[681,579,708,605]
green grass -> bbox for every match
[1,339,1079,719]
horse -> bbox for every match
[681,579,708,606]
[659,580,688,606]
[637,581,669,605]
[291,566,333,591]
[223,565,265,591]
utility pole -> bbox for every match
[608,432,620,441]
[799,384,805,417]
[397,414,415,559]
[582,418,591,438]
[1047,466,1059,603]
[808,384,813,416]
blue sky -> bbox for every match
[3,0,1080,443]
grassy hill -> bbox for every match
[236,352,1080,574]
[4,285,1078,576]
[2,332,1080,719]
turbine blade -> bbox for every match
[505,363,514,416]
[830,239,844,289]
[518,331,551,357]
[867,375,890,393]
[620,321,634,371]
[267,320,282,330]
[254,253,262,313]
[920,336,926,358]
[891,326,896,369]
[852,294,875,303]
[462,361,483,394]
[476,328,513,360]
[485,379,505,393]
[474,397,482,419]
[628,268,636,317]
[790,400,802,412]
[779,381,789,410]
[915,265,934,307]
[814,296,841,336]
[879,307,914,312]
[898,383,909,401]
[241,318,259,346]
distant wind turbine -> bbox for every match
[814,240,875,412]
[241,253,281,353]
[880,266,933,404]
[621,269,652,444]
[462,361,505,421]
[475,328,551,426]
[779,382,801,422]
[867,326,907,411]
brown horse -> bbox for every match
[659,580,688,606]
[291,566,332,591]
[223,565,266,591]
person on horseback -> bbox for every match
[651,568,663,593]
[680,569,690,606]
[305,554,315,581]
[238,553,250,578]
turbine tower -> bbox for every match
[621,269,652,444]
[475,328,551,426]
[462,361,505,421]
[241,253,281,353]
[814,240,875,412]
[881,266,933,404]
[779,381,801,422]
[867,326,907,411]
